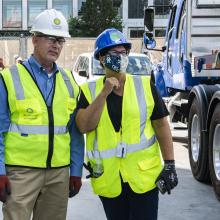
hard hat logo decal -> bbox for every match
[110,32,122,43]
[26,108,34,113]
[54,18,61,25]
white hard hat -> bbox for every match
[30,9,70,38]
[14,54,19,59]
[16,57,22,62]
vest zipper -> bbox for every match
[46,76,56,168]
[46,105,54,168]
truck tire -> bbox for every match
[209,103,220,201]
[188,98,209,182]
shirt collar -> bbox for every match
[28,55,59,75]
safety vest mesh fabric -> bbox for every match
[80,75,163,198]
[0,64,79,168]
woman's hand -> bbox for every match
[102,77,120,97]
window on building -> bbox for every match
[113,0,122,7]
[128,0,148,18]
[3,0,22,28]
[28,0,47,27]
[155,28,166,37]
[78,0,86,16]
[53,0,72,20]
[129,28,145,38]
[154,0,171,18]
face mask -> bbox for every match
[104,54,128,73]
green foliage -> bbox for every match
[68,0,122,37]
[68,17,84,37]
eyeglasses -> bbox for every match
[37,35,66,46]
[107,50,128,56]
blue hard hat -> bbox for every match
[94,28,132,60]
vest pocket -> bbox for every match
[133,156,162,193]
[138,156,161,171]
[16,99,42,124]
[66,97,76,113]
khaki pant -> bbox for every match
[2,166,69,220]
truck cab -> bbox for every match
[144,0,220,201]
[151,0,220,94]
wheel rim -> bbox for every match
[191,114,200,162]
[213,124,220,181]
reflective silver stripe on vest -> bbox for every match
[8,123,68,134]
[87,135,157,159]
[88,81,99,153]
[10,65,25,100]
[59,67,74,98]
[88,81,96,101]
[133,76,147,134]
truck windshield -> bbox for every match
[126,56,152,75]
[93,58,104,75]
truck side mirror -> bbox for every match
[144,8,154,32]
[78,70,88,78]
[144,32,156,49]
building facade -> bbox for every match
[0,0,85,37]
[0,0,170,38]
[122,0,171,38]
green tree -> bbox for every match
[68,17,84,37]
[68,0,122,37]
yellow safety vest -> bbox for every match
[81,75,163,198]
[1,64,79,168]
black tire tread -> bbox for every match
[209,103,220,201]
[188,98,210,182]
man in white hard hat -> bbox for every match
[0,9,84,220]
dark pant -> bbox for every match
[99,182,159,220]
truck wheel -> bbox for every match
[209,103,220,201]
[188,99,209,182]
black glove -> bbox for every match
[83,162,104,179]
[155,160,178,195]
[83,162,93,179]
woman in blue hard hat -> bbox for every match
[76,28,178,220]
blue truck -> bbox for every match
[144,0,220,200]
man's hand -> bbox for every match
[69,176,82,198]
[155,160,178,194]
[0,175,11,203]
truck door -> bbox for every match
[163,4,177,81]
[172,0,187,90]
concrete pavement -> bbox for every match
[66,128,220,220]
[1,128,220,219]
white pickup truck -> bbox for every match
[72,52,154,85]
